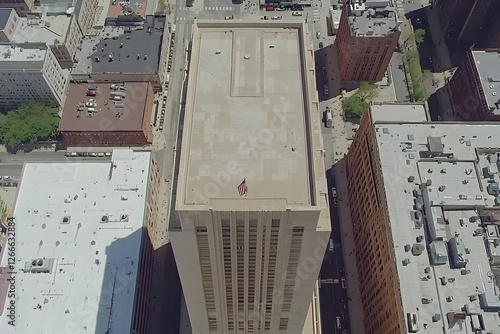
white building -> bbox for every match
[0,149,154,334]
[0,9,19,43]
[351,103,500,333]
[0,42,69,111]
[171,21,331,334]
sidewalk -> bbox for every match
[333,159,365,334]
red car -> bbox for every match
[266,6,274,11]
[86,90,97,97]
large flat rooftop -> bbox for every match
[370,105,500,333]
[348,1,398,36]
[0,149,150,333]
[179,21,320,208]
[59,82,153,132]
[12,10,72,45]
[73,16,164,75]
[0,43,46,70]
[472,50,500,116]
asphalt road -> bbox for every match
[318,170,350,334]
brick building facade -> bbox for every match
[336,1,400,83]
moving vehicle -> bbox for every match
[336,316,341,329]
[333,199,338,207]
[324,85,329,95]
[332,187,337,197]
[328,239,334,253]
[322,67,326,76]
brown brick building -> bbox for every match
[448,48,500,121]
[437,0,500,48]
[346,105,406,333]
[336,1,400,83]
[59,82,154,146]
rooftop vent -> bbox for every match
[25,258,54,274]
[62,215,70,224]
[439,185,446,192]
[101,215,109,223]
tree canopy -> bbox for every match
[342,96,368,118]
[414,29,426,47]
[342,82,378,118]
[0,103,60,148]
[357,81,378,102]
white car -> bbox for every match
[292,11,302,16]
[224,15,233,20]
[324,85,329,95]
[271,16,282,20]
[316,31,321,39]
[3,175,14,180]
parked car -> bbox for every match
[332,187,337,197]
[271,16,282,20]
[3,175,14,180]
[225,15,234,20]
[324,85,329,95]
[292,11,302,16]
[333,199,338,207]
[275,7,285,11]
[316,31,321,39]
[266,6,274,11]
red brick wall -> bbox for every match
[61,131,150,146]
[448,49,494,121]
[336,4,400,83]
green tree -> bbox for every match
[0,103,60,148]
[342,96,369,118]
[406,51,429,101]
[356,81,378,102]
[414,29,426,47]
[156,0,167,14]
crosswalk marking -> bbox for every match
[204,6,233,11]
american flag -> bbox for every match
[237,179,247,196]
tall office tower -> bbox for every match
[170,21,331,334]
[448,48,500,121]
[347,103,500,333]
[336,0,400,83]
[437,0,500,48]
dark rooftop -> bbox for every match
[0,9,13,31]
[90,16,165,74]
[59,82,153,132]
